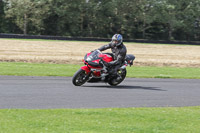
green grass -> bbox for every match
[126,66,200,79]
[0,62,78,77]
[0,62,200,79]
[0,107,200,133]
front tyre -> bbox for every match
[108,68,127,86]
[72,69,88,86]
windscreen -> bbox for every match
[86,50,101,61]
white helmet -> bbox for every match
[111,34,123,47]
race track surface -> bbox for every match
[0,76,200,109]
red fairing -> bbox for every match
[87,53,91,57]
[99,54,113,62]
[81,52,113,75]
[81,66,90,73]
[91,59,100,64]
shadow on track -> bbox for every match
[82,85,166,91]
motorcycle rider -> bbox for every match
[98,34,127,81]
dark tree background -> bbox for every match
[0,0,200,41]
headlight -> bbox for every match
[87,57,92,61]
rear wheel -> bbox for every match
[72,69,88,86]
[108,68,127,86]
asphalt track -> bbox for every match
[0,76,200,109]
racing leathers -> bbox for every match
[98,42,127,78]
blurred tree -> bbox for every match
[177,0,200,40]
[42,0,86,36]
[133,0,157,39]
[114,0,137,38]
[153,0,200,41]
[5,0,50,34]
[89,0,116,37]
[1,0,199,41]
[0,0,5,32]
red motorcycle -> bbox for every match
[72,50,135,86]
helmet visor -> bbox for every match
[113,40,118,44]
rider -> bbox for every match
[98,34,127,81]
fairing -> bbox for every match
[84,50,113,68]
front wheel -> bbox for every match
[72,69,88,86]
[108,68,127,86]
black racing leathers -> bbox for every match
[98,42,127,77]
[98,42,127,65]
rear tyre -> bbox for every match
[72,69,88,86]
[108,68,127,86]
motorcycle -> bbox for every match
[72,50,135,86]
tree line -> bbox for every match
[0,0,200,41]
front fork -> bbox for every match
[81,66,92,81]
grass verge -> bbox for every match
[0,107,200,133]
[0,62,200,79]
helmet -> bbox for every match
[111,34,123,47]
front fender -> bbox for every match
[81,66,91,74]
